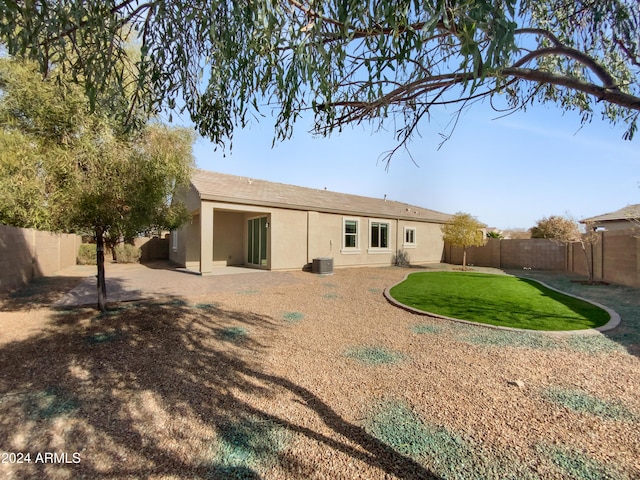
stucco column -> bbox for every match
[200,202,214,275]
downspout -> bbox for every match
[601,230,605,281]
[307,211,310,268]
[396,218,400,264]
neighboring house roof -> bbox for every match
[581,204,640,224]
[191,169,452,223]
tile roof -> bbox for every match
[191,169,452,223]
[581,204,640,223]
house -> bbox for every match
[169,169,452,273]
[581,204,640,231]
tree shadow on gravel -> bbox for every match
[0,275,88,311]
[0,297,440,479]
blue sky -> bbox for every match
[180,100,639,231]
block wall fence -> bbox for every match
[0,224,82,291]
[0,226,170,292]
[3,224,638,290]
[444,229,640,288]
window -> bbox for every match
[342,218,359,252]
[171,230,178,252]
[404,227,416,247]
[370,221,389,249]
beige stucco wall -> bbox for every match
[0,224,82,291]
[174,197,446,272]
[181,183,202,213]
[169,214,200,269]
[272,212,445,270]
[269,209,308,269]
[595,220,638,231]
[399,221,447,264]
[213,211,245,266]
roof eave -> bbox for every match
[199,193,451,224]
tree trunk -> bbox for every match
[580,241,594,284]
[96,227,108,311]
[462,247,467,271]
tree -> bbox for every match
[441,212,486,270]
[0,57,194,310]
[530,215,581,240]
[502,228,531,239]
[530,215,598,283]
[1,1,639,161]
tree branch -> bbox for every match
[515,28,562,47]
[40,0,150,46]
[286,0,452,43]
[501,67,640,111]
[616,39,640,68]
[512,47,621,91]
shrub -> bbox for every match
[77,244,96,265]
[392,249,410,267]
[114,244,141,263]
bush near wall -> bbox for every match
[114,244,141,263]
[77,244,97,265]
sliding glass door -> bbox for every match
[247,216,268,266]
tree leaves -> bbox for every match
[0,58,194,238]
[441,212,486,249]
[530,215,581,242]
[1,0,639,159]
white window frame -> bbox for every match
[341,217,361,254]
[403,226,417,248]
[368,219,392,253]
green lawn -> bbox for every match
[389,272,610,331]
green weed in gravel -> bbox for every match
[24,386,79,419]
[542,387,635,421]
[86,331,119,344]
[209,416,291,477]
[411,324,442,335]
[364,399,438,458]
[160,298,188,307]
[238,289,260,295]
[217,327,249,342]
[364,400,539,479]
[8,277,55,298]
[461,330,559,350]
[344,346,405,365]
[51,308,92,325]
[193,302,220,311]
[282,312,304,323]
[322,292,339,299]
[51,308,79,315]
[563,334,625,355]
[537,444,628,480]
[93,307,128,320]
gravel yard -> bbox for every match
[0,265,639,479]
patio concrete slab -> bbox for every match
[54,261,306,307]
